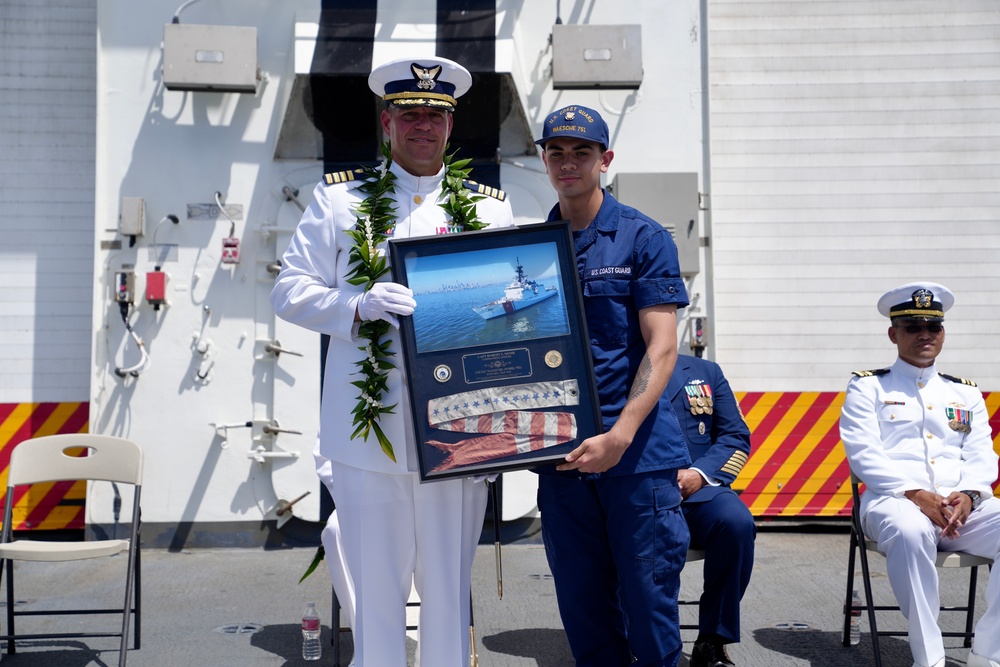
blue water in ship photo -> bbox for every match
[405,242,572,354]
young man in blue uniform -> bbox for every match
[840,282,1000,667]
[668,354,755,667]
[534,104,692,667]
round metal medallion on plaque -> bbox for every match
[544,350,563,368]
[433,365,452,383]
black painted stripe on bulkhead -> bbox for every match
[437,0,501,188]
[311,0,380,169]
[435,0,496,71]
[309,0,502,185]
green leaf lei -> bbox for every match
[343,142,487,462]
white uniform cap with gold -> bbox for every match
[877,281,954,323]
[368,56,472,111]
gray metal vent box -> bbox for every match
[551,24,642,89]
[162,24,259,93]
[609,173,700,276]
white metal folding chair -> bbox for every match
[0,434,143,667]
[843,470,992,666]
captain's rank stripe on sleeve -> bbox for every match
[721,450,749,477]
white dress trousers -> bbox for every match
[331,461,486,666]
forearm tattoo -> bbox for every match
[628,354,652,401]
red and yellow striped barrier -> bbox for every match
[734,391,1000,517]
[0,402,89,530]
[3,394,998,525]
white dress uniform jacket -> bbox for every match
[841,357,996,515]
[270,162,514,474]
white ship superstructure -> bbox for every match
[2,0,997,542]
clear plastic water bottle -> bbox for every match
[849,589,862,645]
[301,601,322,661]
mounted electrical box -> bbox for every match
[551,24,643,89]
[609,172,700,276]
[221,237,240,264]
[689,315,709,355]
[145,270,167,309]
[114,271,135,304]
[162,24,260,93]
[119,197,145,237]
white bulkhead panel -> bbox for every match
[267,185,323,522]
[708,1,1000,390]
[0,0,96,404]
[90,0,329,537]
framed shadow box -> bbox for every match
[388,220,602,481]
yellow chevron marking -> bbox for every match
[746,393,836,515]
[776,396,846,516]
[987,392,1000,498]
[0,403,33,445]
[735,391,1000,516]
[40,402,87,436]
[732,393,778,485]
[741,393,818,514]
[817,473,854,517]
[1,402,89,530]
[780,450,849,517]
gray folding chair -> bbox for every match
[843,470,992,666]
[0,434,143,667]
[679,548,706,631]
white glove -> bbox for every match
[356,282,416,328]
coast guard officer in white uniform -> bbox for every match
[271,56,513,666]
[840,282,1000,667]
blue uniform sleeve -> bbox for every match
[631,223,689,311]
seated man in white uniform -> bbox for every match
[840,281,1000,667]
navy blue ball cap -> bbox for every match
[535,105,610,149]
[368,56,472,111]
[877,281,954,322]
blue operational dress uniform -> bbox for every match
[666,354,755,650]
[536,189,692,667]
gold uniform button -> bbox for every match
[927,434,934,439]
[928,404,933,410]
[918,382,925,388]
[413,195,423,204]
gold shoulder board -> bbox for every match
[852,368,890,378]
[463,179,507,202]
[938,372,977,387]
[323,169,366,185]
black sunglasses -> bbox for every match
[901,323,943,335]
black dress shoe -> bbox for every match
[690,639,736,667]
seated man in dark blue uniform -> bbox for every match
[667,353,755,667]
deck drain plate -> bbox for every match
[214,623,264,635]
[774,622,811,631]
